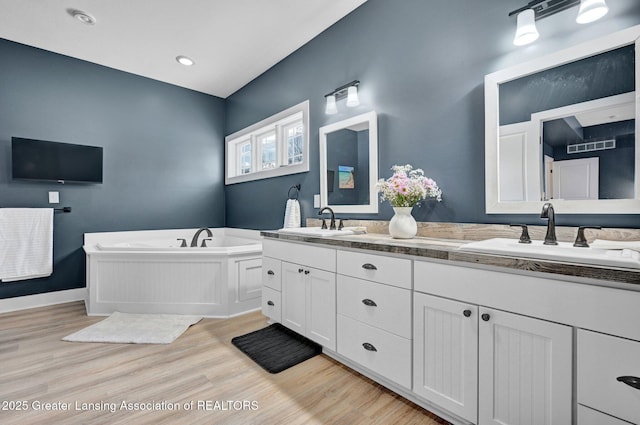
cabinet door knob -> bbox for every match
[362,342,377,352]
[463,309,472,317]
[617,376,640,390]
[267,300,274,306]
[298,268,304,273]
[481,313,491,322]
[362,299,377,307]
[267,270,275,276]
[304,270,310,275]
[362,263,378,271]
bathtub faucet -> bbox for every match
[190,227,213,247]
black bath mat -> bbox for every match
[231,323,322,374]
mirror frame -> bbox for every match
[319,111,378,214]
[485,25,640,214]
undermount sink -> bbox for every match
[277,227,363,237]
[458,238,640,269]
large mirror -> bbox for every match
[485,25,640,214]
[319,111,378,213]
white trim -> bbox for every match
[225,100,309,185]
[0,288,86,314]
[485,25,640,214]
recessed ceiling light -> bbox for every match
[68,9,96,25]
[176,55,195,66]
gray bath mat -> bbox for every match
[62,311,202,344]
[232,323,322,373]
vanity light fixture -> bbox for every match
[513,9,540,46]
[576,0,609,24]
[509,0,608,46]
[176,55,195,66]
[324,80,360,114]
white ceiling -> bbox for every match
[0,0,367,98]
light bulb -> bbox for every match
[346,85,360,107]
[513,9,539,46]
[325,95,337,114]
[576,0,609,24]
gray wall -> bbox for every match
[225,0,640,230]
[0,39,226,299]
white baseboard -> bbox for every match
[0,288,87,314]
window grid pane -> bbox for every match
[239,142,252,175]
[286,123,304,165]
[259,132,277,170]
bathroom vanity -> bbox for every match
[260,229,640,425]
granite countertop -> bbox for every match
[261,230,640,288]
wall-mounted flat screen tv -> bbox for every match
[12,137,103,183]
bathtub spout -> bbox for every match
[190,228,213,247]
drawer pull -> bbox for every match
[362,342,377,352]
[304,270,310,275]
[463,309,472,317]
[362,263,378,271]
[267,300,275,306]
[267,270,275,276]
[617,376,640,390]
[298,268,304,273]
[362,299,377,307]
[481,313,491,322]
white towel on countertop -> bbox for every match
[590,239,640,252]
[283,199,301,228]
[0,208,53,282]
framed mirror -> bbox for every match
[485,25,640,214]
[319,111,378,213]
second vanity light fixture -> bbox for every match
[324,80,360,114]
[510,0,609,46]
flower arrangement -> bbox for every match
[376,164,442,207]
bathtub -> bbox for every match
[83,228,263,317]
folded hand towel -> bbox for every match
[0,208,53,282]
[283,199,301,228]
[590,239,640,252]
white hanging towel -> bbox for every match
[283,199,301,228]
[0,208,54,282]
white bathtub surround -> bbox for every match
[0,208,53,282]
[83,228,263,317]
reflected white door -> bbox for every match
[552,157,599,200]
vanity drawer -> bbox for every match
[578,405,631,425]
[577,329,640,424]
[261,286,281,323]
[337,275,411,338]
[263,239,336,272]
[337,250,411,289]
[337,314,411,389]
[262,256,281,291]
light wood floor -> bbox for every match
[0,302,450,425]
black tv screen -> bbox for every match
[12,137,103,183]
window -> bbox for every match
[225,100,309,184]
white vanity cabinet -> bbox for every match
[414,260,572,425]
[262,239,337,350]
[413,292,479,423]
[261,256,282,323]
[577,329,640,424]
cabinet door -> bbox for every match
[306,267,336,350]
[281,262,306,335]
[413,292,478,423]
[478,308,572,425]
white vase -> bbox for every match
[388,206,417,239]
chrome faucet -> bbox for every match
[190,227,213,247]
[318,207,336,230]
[540,203,558,245]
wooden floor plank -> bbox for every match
[0,302,449,424]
